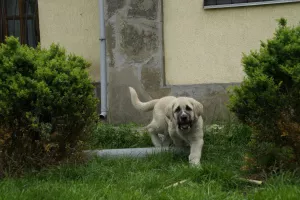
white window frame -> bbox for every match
[204,0,300,9]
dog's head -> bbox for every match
[166,97,204,131]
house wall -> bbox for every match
[104,0,300,124]
[104,0,238,124]
[38,0,101,82]
[164,0,300,85]
[37,0,300,125]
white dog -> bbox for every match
[128,87,204,166]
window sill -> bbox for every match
[203,0,300,9]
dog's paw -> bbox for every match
[189,162,203,170]
[188,159,202,168]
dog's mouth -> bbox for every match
[178,122,192,131]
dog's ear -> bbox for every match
[189,98,204,118]
[165,101,175,120]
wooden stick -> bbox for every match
[163,179,189,189]
[238,178,263,185]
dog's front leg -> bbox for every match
[189,139,204,166]
[149,133,163,147]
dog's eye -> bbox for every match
[186,105,192,111]
[174,106,181,113]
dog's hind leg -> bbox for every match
[162,134,172,147]
[148,129,163,147]
[146,122,163,147]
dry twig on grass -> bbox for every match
[163,179,189,190]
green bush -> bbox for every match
[88,123,152,149]
[228,18,300,172]
[0,36,98,176]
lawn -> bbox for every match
[0,123,300,200]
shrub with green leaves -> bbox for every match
[0,36,98,176]
[228,18,300,172]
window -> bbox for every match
[204,0,300,8]
[0,0,40,47]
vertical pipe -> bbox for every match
[99,0,107,119]
[159,0,166,87]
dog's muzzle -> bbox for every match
[177,112,192,130]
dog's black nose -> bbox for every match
[181,115,188,121]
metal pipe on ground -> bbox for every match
[83,147,188,159]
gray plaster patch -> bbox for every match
[128,0,158,20]
[106,22,116,68]
[141,59,170,98]
[120,22,158,62]
[106,0,125,19]
[107,68,153,125]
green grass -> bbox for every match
[1,123,300,200]
[87,123,152,149]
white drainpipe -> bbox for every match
[98,0,107,119]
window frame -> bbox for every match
[203,0,300,9]
[0,0,40,47]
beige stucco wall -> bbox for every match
[163,1,300,85]
[38,0,100,82]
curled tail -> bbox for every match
[128,87,158,112]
